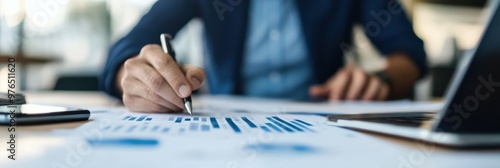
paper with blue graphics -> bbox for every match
[80,108,331,139]
[43,109,397,167]
[5,106,500,168]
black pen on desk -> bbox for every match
[160,33,193,116]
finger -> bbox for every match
[125,61,184,109]
[309,85,330,98]
[361,76,381,101]
[139,44,192,98]
[376,84,390,101]
[328,67,352,101]
[122,95,169,113]
[181,65,206,89]
[345,68,368,100]
[121,77,183,111]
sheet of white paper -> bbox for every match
[4,107,500,168]
[0,109,412,167]
[198,95,444,115]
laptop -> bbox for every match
[327,1,500,147]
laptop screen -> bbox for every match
[435,1,500,133]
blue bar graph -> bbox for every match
[137,116,146,121]
[295,119,312,126]
[242,117,257,128]
[225,118,241,133]
[210,117,220,129]
[201,125,210,132]
[114,115,315,134]
[127,125,137,132]
[265,123,283,133]
[189,123,199,131]
[291,121,314,132]
[272,116,304,132]
[260,126,271,132]
[151,125,159,132]
[140,126,148,131]
[266,117,294,132]
[113,125,123,132]
[102,125,111,131]
[175,117,183,123]
[122,115,153,122]
[291,121,307,128]
[122,116,153,121]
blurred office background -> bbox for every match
[0,0,491,100]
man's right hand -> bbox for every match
[116,44,206,113]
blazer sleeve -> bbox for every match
[359,0,428,78]
[99,0,199,98]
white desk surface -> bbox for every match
[1,91,499,168]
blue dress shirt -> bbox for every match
[242,0,312,100]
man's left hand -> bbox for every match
[309,65,389,101]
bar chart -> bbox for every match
[100,115,316,135]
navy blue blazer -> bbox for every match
[100,0,427,98]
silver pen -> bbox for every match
[160,33,193,116]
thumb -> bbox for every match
[182,65,206,90]
[309,84,330,98]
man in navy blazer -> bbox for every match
[100,0,427,113]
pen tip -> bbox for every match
[184,101,193,116]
